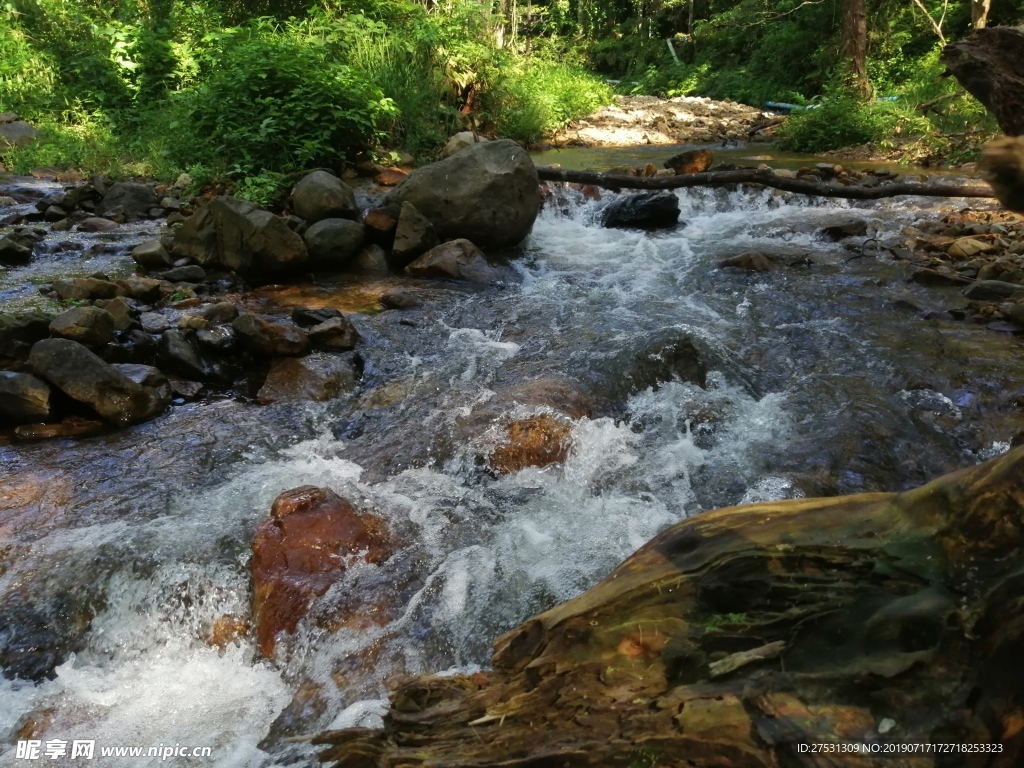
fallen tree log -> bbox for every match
[537,165,995,200]
[314,447,1024,767]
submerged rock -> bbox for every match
[386,139,541,248]
[313,447,1024,767]
[487,414,574,475]
[252,486,391,656]
[257,355,357,404]
[602,191,680,230]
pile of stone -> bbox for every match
[162,138,540,284]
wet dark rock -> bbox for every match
[257,355,358,404]
[197,301,239,324]
[391,201,439,268]
[232,313,309,357]
[820,219,869,240]
[363,206,398,248]
[0,234,33,264]
[405,239,497,283]
[77,217,118,233]
[715,251,776,272]
[0,372,52,424]
[196,326,237,354]
[909,268,972,287]
[303,218,365,268]
[140,312,170,334]
[0,311,53,350]
[100,182,160,220]
[291,307,342,327]
[963,280,1024,300]
[290,170,359,224]
[49,307,116,346]
[157,330,229,382]
[51,279,92,301]
[44,205,66,222]
[308,316,360,351]
[168,378,204,398]
[173,196,308,279]
[379,291,421,309]
[132,238,173,269]
[103,329,158,364]
[612,333,709,399]
[353,244,389,272]
[113,364,172,403]
[386,139,541,248]
[0,601,79,682]
[155,265,207,282]
[602,191,680,230]
[29,338,169,425]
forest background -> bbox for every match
[0,0,1019,199]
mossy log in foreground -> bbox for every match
[314,449,1024,767]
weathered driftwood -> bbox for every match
[537,165,995,200]
[315,448,1024,767]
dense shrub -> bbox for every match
[179,30,396,174]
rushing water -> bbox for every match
[2,173,1023,766]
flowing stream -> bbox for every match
[2,162,1023,766]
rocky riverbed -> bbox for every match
[1,139,1022,766]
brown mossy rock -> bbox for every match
[488,414,574,475]
[314,448,1024,767]
[253,486,391,657]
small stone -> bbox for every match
[156,265,206,282]
[308,316,360,351]
[374,168,408,187]
[196,326,236,354]
[232,313,310,357]
[291,307,342,327]
[257,355,357,404]
[178,315,210,331]
[77,217,118,233]
[405,239,497,282]
[963,280,1024,300]
[948,237,995,260]
[94,296,135,331]
[353,244,389,272]
[198,301,238,324]
[379,291,421,309]
[132,238,173,269]
[140,312,170,333]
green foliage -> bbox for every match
[178,25,396,174]
[777,88,890,153]
[479,57,614,144]
[233,170,288,208]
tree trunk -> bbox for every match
[313,448,1024,767]
[972,0,991,29]
[943,27,1024,136]
[841,0,871,97]
[535,165,994,201]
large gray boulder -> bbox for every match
[100,182,160,219]
[303,218,365,268]
[0,372,52,424]
[291,171,359,224]
[172,196,308,278]
[29,339,169,426]
[385,139,540,248]
[0,113,39,149]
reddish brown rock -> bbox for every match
[488,414,574,474]
[665,148,715,174]
[374,168,409,187]
[715,251,776,272]
[252,486,390,657]
[205,615,248,650]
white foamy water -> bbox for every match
[2,183,985,766]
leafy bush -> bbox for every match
[177,28,397,174]
[777,89,890,153]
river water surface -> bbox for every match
[1,159,1022,766]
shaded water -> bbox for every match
[2,174,1023,766]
